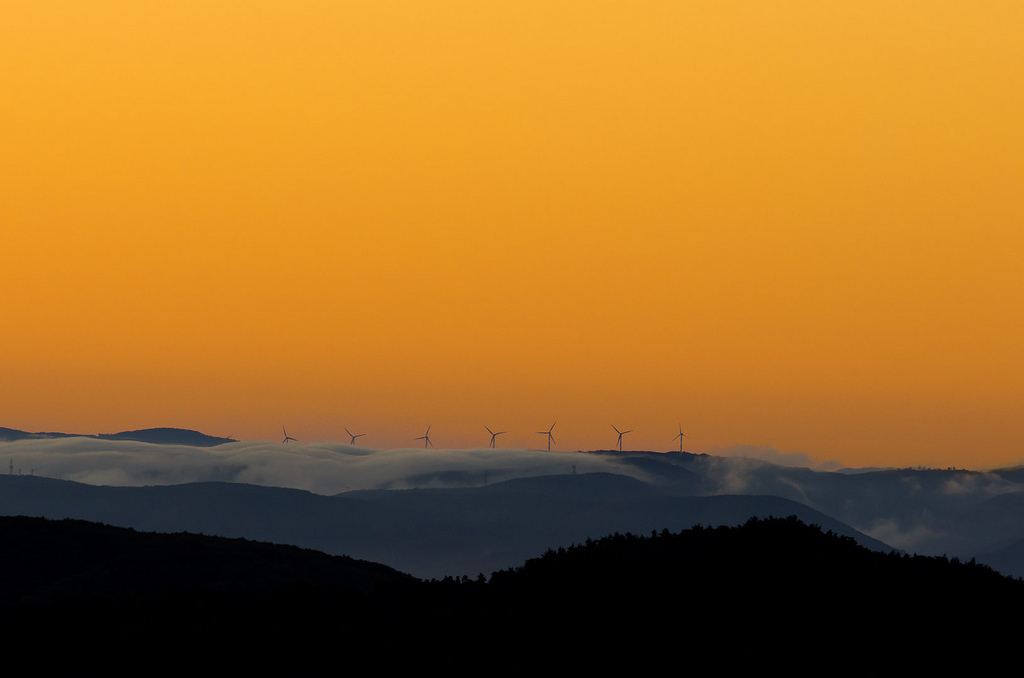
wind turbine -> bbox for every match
[485,426,506,449]
[536,422,556,451]
[415,425,433,449]
[672,424,687,453]
[612,425,633,452]
[344,427,366,445]
[281,426,297,444]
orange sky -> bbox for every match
[2,2,1022,468]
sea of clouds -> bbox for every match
[1,437,646,495]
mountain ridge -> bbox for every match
[0,426,232,446]
[0,472,888,578]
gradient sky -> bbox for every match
[2,2,1022,469]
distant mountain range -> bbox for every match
[0,426,232,446]
[5,427,1024,580]
[0,472,884,579]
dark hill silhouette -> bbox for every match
[480,516,1024,671]
[0,515,412,606]
[1,515,1018,674]
[0,425,233,446]
[98,427,234,446]
[0,516,417,673]
[0,426,79,442]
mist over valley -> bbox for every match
[4,427,1024,579]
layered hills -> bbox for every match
[5,428,1024,578]
[0,472,885,579]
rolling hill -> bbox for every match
[0,472,886,578]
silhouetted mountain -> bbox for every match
[0,473,887,578]
[480,515,1024,671]
[0,515,412,606]
[0,426,79,442]
[0,425,233,446]
[0,516,417,673]
[97,427,233,446]
[1,515,1018,674]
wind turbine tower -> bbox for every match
[537,422,556,451]
[415,425,433,449]
[612,425,633,452]
[485,426,506,449]
[672,425,687,453]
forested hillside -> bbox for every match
[2,516,1018,673]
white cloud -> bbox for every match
[940,472,1016,497]
[712,444,842,471]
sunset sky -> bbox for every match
[2,2,1022,469]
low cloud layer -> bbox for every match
[712,444,844,471]
[1,437,644,495]
[9,435,1024,569]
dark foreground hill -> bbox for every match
[1,516,1020,674]
[0,516,413,606]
